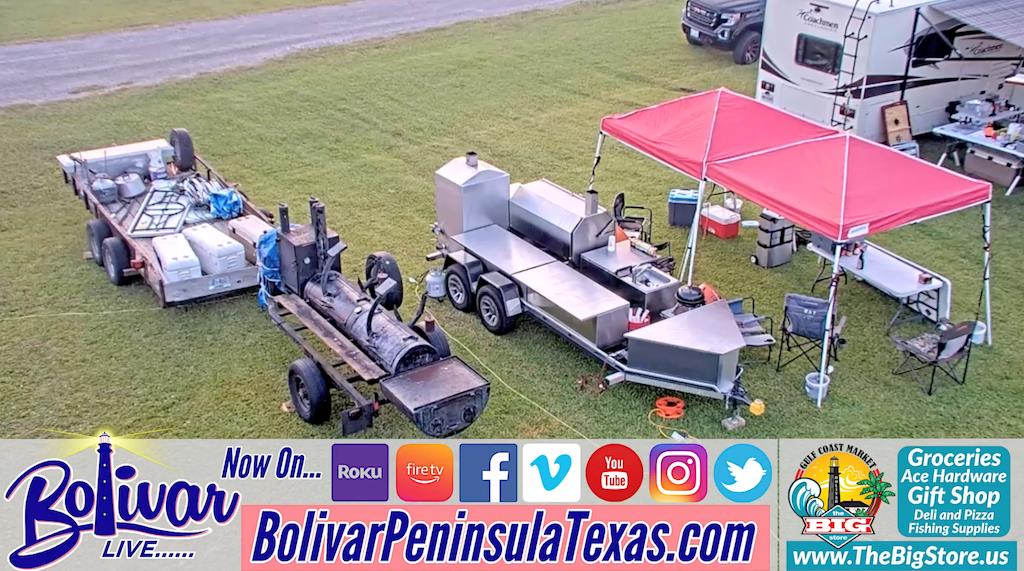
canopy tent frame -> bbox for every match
[589,89,993,407]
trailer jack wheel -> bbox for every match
[287,358,331,425]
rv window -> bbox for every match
[795,34,842,75]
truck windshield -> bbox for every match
[795,33,842,75]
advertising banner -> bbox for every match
[0,438,1019,570]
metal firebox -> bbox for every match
[434,152,510,249]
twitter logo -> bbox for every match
[713,444,772,503]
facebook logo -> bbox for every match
[459,444,517,503]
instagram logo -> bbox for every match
[396,444,453,502]
[649,444,707,502]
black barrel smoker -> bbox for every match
[267,197,489,437]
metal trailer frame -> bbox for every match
[61,151,270,307]
[442,230,751,408]
[266,292,384,435]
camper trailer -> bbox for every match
[756,0,1024,142]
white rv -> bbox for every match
[756,0,1024,142]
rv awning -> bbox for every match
[934,0,1024,49]
[599,88,992,241]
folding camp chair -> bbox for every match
[776,293,846,372]
[613,192,653,243]
[892,321,975,395]
[727,297,775,363]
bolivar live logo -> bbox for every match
[788,443,893,549]
[4,433,240,569]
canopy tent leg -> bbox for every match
[679,178,706,285]
[816,243,843,408]
[983,201,992,345]
[587,131,606,192]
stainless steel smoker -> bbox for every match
[427,153,756,424]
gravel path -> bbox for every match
[0,0,581,107]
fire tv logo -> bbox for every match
[585,444,642,502]
[396,444,453,502]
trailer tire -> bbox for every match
[476,285,515,335]
[168,128,195,172]
[413,322,452,358]
[101,237,130,285]
[364,251,404,310]
[86,219,112,266]
[444,265,474,312]
[287,358,331,425]
[732,30,761,65]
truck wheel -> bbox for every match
[732,30,761,65]
[287,358,330,424]
[364,251,404,310]
[683,25,703,46]
[476,285,515,335]
[444,265,474,312]
[413,322,452,358]
[168,128,195,172]
[86,219,112,266]
[101,237,130,285]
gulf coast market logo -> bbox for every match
[4,432,240,569]
[788,443,893,549]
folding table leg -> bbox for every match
[1005,172,1021,196]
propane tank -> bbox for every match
[304,274,438,374]
[425,267,446,299]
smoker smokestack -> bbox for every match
[585,189,598,216]
[466,151,478,168]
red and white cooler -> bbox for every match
[699,205,741,239]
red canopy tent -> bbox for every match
[590,88,993,404]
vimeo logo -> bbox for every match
[523,443,580,502]
[460,444,517,503]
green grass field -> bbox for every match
[1,0,1021,440]
[0,0,347,44]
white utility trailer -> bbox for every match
[57,130,270,306]
[756,0,1024,141]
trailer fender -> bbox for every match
[478,271,522,317]
[444,251,484,293]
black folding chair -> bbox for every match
[776,293,846,372]
[613,192,653,243]
[892,321,975,395]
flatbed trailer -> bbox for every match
[57,130,269,306]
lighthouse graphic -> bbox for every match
[95,432,116,536]
[827,456,841,510]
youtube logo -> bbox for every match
[585,444,643,502]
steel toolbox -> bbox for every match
[754,209,794,268]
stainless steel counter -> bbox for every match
[515,262,627,321]
[452,225,555,275]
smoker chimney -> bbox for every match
[585,189,599,216]
[465,151,478,168]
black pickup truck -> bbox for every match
[681,0,765,65]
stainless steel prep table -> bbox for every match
[452,224,555,275]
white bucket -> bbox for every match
[972,321,987,345]
[805,373,830,403]
[724,196,743,212]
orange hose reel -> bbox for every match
[654,396,686,419]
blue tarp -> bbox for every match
[210,187,243,219]
[256,229,280,309]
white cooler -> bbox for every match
[152,233,202,283]
[228,215,274,263]
[182,224,247,275]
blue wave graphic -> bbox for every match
[789,478,826,517]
